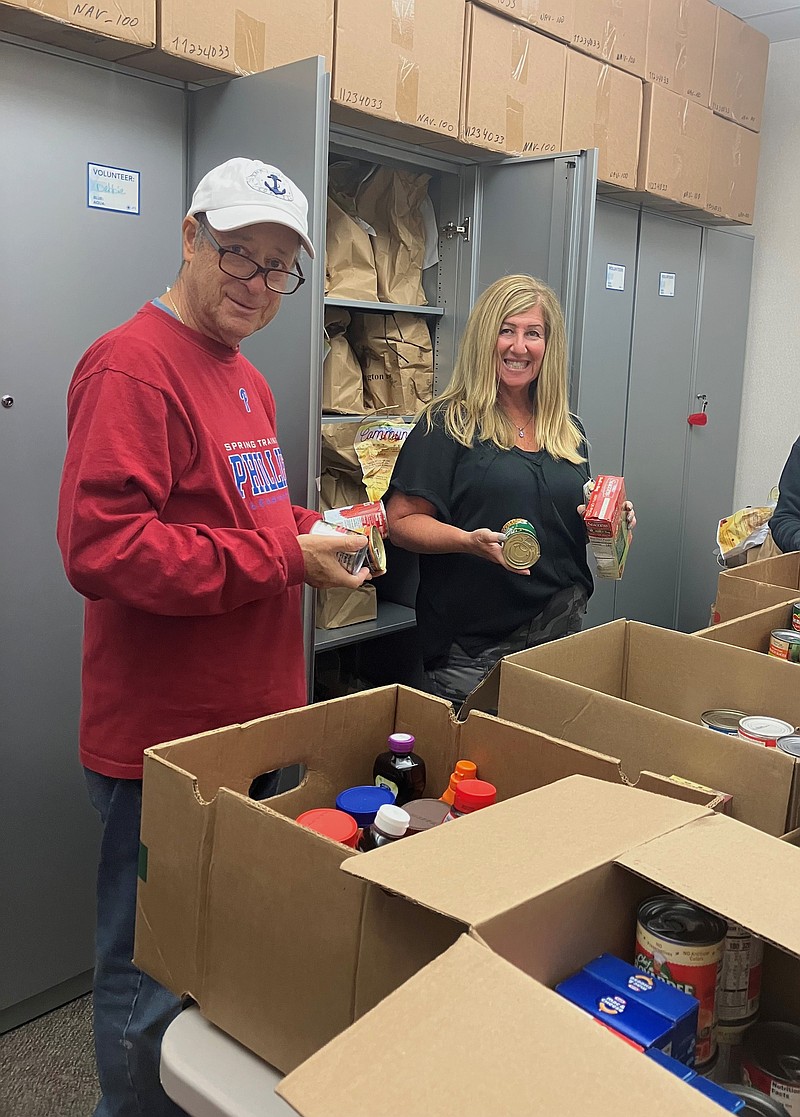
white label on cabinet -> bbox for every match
[87,163,140,215]
[658,272,676,297]
[606,263,626,291]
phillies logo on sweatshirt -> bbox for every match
[226,438,288,501]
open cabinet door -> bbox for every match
[188,58,331,689]
[468,149,598,408]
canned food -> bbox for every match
[635,895,727,1066]
[313,521,369,574]
[501,518,541,569]
[777,736,800,758]
[359,524,387,576]
[323,501,388,538]
[725,1084,792,1117]
[793,603,800,634]
[719,923,763,1023]
[742,1022,800,1116]
[717,1017,758,1084]
[769,630,800,663]
[738,716,796,748]
[702,709,748,735]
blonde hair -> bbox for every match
[421,274,584,462]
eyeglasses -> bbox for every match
[199,219,305,295]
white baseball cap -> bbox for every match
[187,157,315,258]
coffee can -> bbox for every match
[741,1022,800,1116]
[769,630,800,664]
[501,518,541,569]
[635,895,727,1067]
[738,716,796,748]
[701,709,747,736]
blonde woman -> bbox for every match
[386,274,635,705]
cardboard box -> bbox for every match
[571,0,649,79]
[332,0,463,141]
[461,4,566,156]
[711,6,769,133]
[136,686,719,1073]
[462,620,800,835]
[714,553,800,623]
[0,0,154,58]
[706,115,761,225]
[279,776,800,1115]
[645,0,716,106]
[125,0,334,82]
[695,601,797,656]
[637,83,711,208]
[561,51,642,190]
[473,0,574,44]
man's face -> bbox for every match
[181,217,301,348]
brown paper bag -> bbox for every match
[325,197,379,301]
[316,584,377,629]
[323,309,367,415]
[355,167,430,305]
[349,313,434,413]
[319,469,370,513]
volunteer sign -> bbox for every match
[87,162,140,215]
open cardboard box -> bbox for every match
[696,601,798,654]
[714,552,800,623]
[279,776,800,1115]
[461,620,800,835]
[135,686,719,1074]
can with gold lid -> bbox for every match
[501,518,540,570]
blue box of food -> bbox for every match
[584,954,699,1065]
[645,1047,696,1081]
[556,970,674,1053]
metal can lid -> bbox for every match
[739,715,796,739]
[742,1022,800,1085]
[723,1085,792,1116]
[637,895,728,946]
[777,735,800,757]
[701,709,747,733]
[771,629,800,643]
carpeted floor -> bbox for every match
[0,994,99,1117]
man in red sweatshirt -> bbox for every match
[57,157,368,1117]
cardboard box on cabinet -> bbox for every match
[0,0,154,58]
[122,0,333,82]
[461,3,566,156]
[135,686,719,1074]
[706,114,760,225]
[332,0,464,141]
[637,83,711,208]
[279,775,800,1117]
[473,0,574,44]
[571,0,649,79]
[645,0,716,106]
[562,51,642,190]
[711,5,769,133]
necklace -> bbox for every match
[164,288,185,325]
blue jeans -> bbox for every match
[84,769,187,1117]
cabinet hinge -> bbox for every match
[441,216,470,242]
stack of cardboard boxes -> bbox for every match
[2,0,767,224]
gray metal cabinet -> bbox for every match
[0,38,185,1029]
[578,200,754,633]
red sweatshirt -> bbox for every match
[57,303,320,778]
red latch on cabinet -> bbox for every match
[688,393,708,426]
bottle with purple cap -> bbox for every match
[373,732,426,806]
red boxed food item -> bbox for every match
[583,475,631,579]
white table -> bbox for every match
[161,1005,295,1117]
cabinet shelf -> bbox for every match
[324,297,444,317]
[314,601,416,652]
